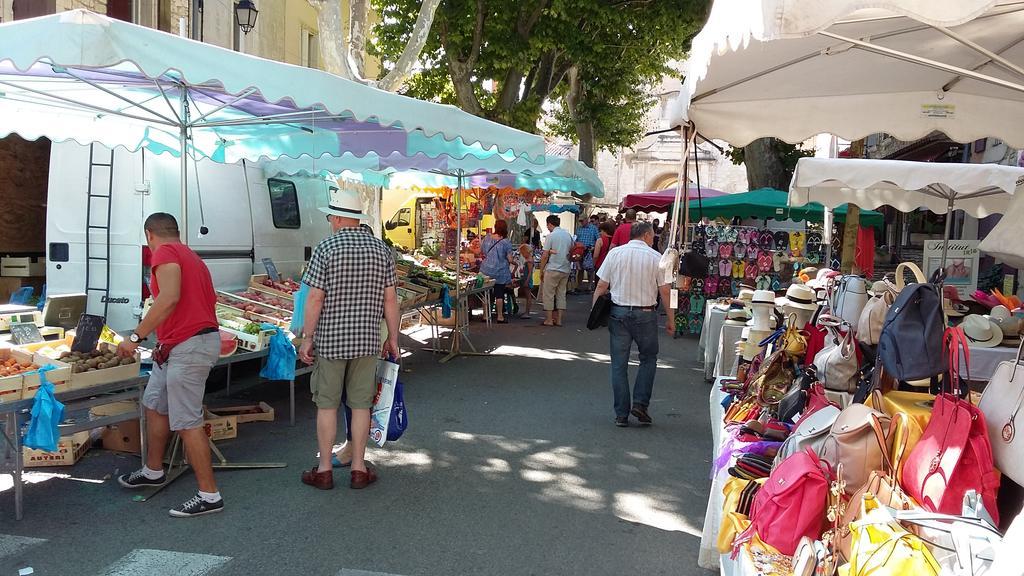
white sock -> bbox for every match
[198,490,221,503]
[141,466,164,479]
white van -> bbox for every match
[45,142,334,330]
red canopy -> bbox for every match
[621,187,726,211]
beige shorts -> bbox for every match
[310,356,378,410]
[542,270,570,311]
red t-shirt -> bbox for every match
[610,222,633,248]
[150,243,218,346]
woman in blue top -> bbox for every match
[480,220,515,323]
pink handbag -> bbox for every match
[738,448,831,556]
[900,327,1001,524]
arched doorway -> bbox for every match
[647,173,678,192]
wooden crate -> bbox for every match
[205,401,275,424]
[249,274,298,300]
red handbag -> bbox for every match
[735,448,831,556]
[900,327,1001,523]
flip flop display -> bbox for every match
[789,231,805,258]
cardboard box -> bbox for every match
[203,409,238,441]
[205,401,275,424]
[1,256,45,278]
[100,420,142,454]
[23,430,91,467]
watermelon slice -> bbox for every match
[218,330,239,357]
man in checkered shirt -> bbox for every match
[298,188,400,491]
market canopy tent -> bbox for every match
[790,157,1024,265]
[0,10,545,163]
[621,187,726,211]
[669,0,1024,148]
[688,187,884,228]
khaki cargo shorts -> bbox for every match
[311,356,378,410]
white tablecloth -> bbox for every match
[966,344,1019,382]
[700,304,729,381]
[714,323,746,379]
[699,382,731,570]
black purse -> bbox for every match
[587,293,612,330]
[777,365,817,423]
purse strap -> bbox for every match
[895,262,927,290]
[945,326,971,398]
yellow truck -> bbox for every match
[383,190,496,251]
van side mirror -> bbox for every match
[384,222,397,231]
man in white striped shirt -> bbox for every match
[593,222,675,427]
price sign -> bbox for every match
[71,313,105,353]
[9,322,43,346]
[262,258,281,282]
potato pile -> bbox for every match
[58,348,136,373]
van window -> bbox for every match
[389,208,411,227]
[268,179,301,229]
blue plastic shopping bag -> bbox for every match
[289,283,310,334]
[260,324,296,381]
[387,379,408,442]
[23,365,65,452]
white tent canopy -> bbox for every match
[670,0,1024,147]
[790,157,1024,217]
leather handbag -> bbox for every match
[978,339,1024,485]
[833,275,870,327]
[740,448,831,556]
[782,314,809,358]
[814,327,859,393]
[866,389,931,480]
[775,404,841,466]
[894,491,1002,576]
[587,293,612,330]
[792,537,834,576]
[819,403,892,494]
[856,286,896,346]
[754,349,795,407]
[844,493,941,576]
[901,328,1001,524]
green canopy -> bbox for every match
[688,188,884,229]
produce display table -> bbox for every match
[699,303,729,381]
[1,376,148,520]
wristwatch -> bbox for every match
[128,332,142,344]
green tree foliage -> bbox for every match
[369,0,709,166]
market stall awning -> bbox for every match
[789,157,1024,217]
[0,10,545,162]
[670,0,1024,148]
[621,187,726,211]
[688,187,884,228]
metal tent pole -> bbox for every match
[179,87,190,245]
[940,196,955,274]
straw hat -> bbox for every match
[775,284,818,311]
[725,308,752,326]
[318,187,371,221]
[943,298,968,317]
[960,314,1003,348]
[989,305,1020,338]
[752,290,776,306]
[738,288,755,303]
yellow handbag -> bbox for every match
[782,314,808,358]
[839,493,941,576]
[866,390,928,480]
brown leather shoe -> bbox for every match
[301,467,334,490]
[350,464,378,489]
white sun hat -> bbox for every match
[960,314,1003,348]
[319,187,371,221]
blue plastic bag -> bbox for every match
[289,282,310,334]
[440,285,452,318]
[259,324,296,381]
[23,365,65,452]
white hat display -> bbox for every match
[743,328,774,361]
[961,314,1004,348]
[725,307,752,326]
[775,284,819,311]
[748,290,776,332]
[738,288,755,303]
[318,187,372,221]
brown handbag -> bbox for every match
[754,348,795,407]
[819,403,891,494]
[836,413,916,562]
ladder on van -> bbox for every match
[85,143,114,319]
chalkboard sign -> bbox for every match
[71,313,106,353]
[9,322,43,345]
[262,258,281,282]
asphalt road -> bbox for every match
[0,294,717,576]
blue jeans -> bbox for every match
[608,306,660,418]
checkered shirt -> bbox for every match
[302,228,397,359]
[576,223,599,248]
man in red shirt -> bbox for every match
[116,213,223,518]
[610,209,637,249]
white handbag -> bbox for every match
[814,327,859,393]
[774,404,841,467]
[978,340,1024,486]
[980,189,1024,270]
[857,288,896,346]
[832,275,869,327]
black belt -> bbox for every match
[613,304,656,310]
[195,327,219,336]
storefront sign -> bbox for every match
[923,240,979,298]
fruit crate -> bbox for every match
[219,325,275,352]
[249,274,299,300]
[215,297,290,329]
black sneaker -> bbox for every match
[614,416,629,428]
[117,469,166,489]
[631,406,653,426]
[169,493,224,518]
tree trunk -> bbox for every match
[310,0,353,79]
[742,138,791,190]
[577,122,596,168]
[348,0,370,78]
[565,66,596,168]
[375,0,442,91]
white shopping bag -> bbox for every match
[369,358,400,448]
